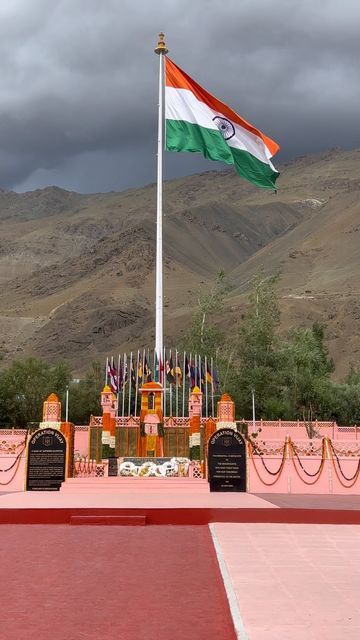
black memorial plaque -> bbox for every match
[26,428,66,491]
[208,428,246,492]
[108,457,118,476]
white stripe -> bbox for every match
[166,86,275,166]
[209,524,249,640]
[166,86,218,130]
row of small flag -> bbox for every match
[106,351,220,395]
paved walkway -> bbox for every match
[213,523,360,639]
[257,494,360,510]
[0,489,275,509]
[0,524,236,640]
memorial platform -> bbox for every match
[1,484,360,525]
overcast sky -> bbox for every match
[0,0,359,194]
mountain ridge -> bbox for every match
[0,147,359,377]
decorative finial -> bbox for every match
[154,32,168,55]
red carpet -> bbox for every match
[0,525,236,640]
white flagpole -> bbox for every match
[105,356,109,386]
[169,348,173,417]
[116,353,121,417]
[211,356,215,417]
[252,389,256,432]
[65,385,69,422]
[142,348,146,386]
[163,346,167,416]
[121,353,127,417]
[175,348,179,417]
[128,351,133,416]
[154,33,168,366]
[134,350,140,417]
[189,352,192,402]
[182,350,186,417]
[205,355,208,418]
[199,353,202,405]
[111,355,114,391]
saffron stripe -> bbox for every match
[165,57,279,157]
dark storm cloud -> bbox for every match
[0,0,358,193]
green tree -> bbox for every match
[280,324,335,434]
[180,270,228,366]
[345,366,360,386]
[0,357,72,427]
[67,361,103,424]
[180,270,230,358]
[231,269,282,417]
[177,271,234,416]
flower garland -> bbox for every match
[248,439,288,486]
[0,439,26,454]
[0,447,26,486]
[248,436,360,489]
[289,440,326,485]
[119,457,190,477]
[328,441,360,487]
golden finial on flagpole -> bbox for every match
[154,32,168,55]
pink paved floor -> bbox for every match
[0,490,276,509]
[0,525,236,640]
[213,523,360,640]
[257,493,360,510]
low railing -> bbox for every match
[73,457,106,477]
[71,457,204,479]
[248,436,360,491]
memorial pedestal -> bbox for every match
[208,429,246,492]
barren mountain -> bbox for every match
[0,148,359,377]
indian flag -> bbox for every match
[165,57,280,190]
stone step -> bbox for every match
[66,477,205,482]
[61,477,209,493]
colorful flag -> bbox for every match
[200,364,205,391]
[144,356,152,382]
[118,358,123,391]
[165,57,279,191]
[175,356,182,387]
[137,359,143,384]
[130,359,136,388]
[213,367,220,392]
[107,360,118,394]
[154,352,159,382]
[190,361,196,388]
[184,355,190,379]
[166,356,175,384]
[121,358,128,389]
[206,362,214,390]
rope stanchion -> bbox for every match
[249,439,287,475]
[328,440,360,487]
[289,438,326,485]
[0,447,26,486]
[290,440,325,477]
[248,439,288,486]
[250,435,360,490]
[0,432,28,487]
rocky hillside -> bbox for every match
[0,148,359,377]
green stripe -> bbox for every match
[166,119,279,190]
